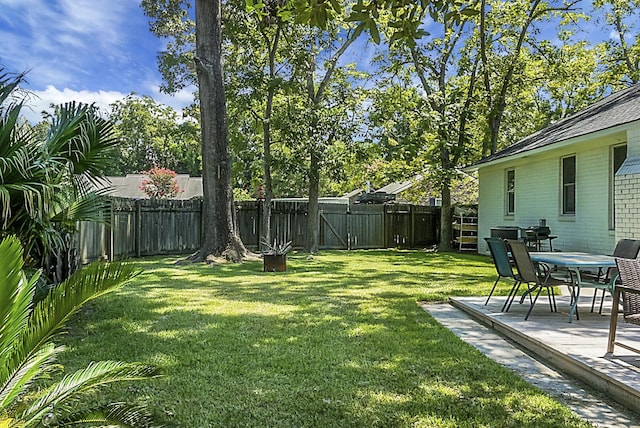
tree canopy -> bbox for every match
[135,0,640,253]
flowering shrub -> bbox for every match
[140,166,180,199]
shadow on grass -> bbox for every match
[58,250,587,427]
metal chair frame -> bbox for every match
[607,257,640,354]
[506,239,569,320]
[484,237,521,311]
[591,239,640,314]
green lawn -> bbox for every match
[58,250,590,427]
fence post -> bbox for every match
[409,205,417,248]
[135,200,142,258]
[108,201,114,261]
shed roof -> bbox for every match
[376,179,415,195]
[471,84,640,168]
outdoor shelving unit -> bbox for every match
[453,214,478,251]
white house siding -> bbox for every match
[477,139,619,255]
[628,127,640,158]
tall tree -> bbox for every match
[380,1,481,251]
[143,0,248,261]
[479,0,580,156]
[297,27,360,253]
[594,0,640,86]
[224,0,289,249]
[193,0,247,261]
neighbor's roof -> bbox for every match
[94,174,203,199]
[376,178,420,195]
[471,84,640,169]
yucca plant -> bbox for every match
[259,237,293,256]
[0,235,161,427]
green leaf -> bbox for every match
[460,7,480,17]
[317,8,327,29]
[20,361,160,425]
[368,19,381,44]
[329,0,342,15]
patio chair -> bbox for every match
[506,239,570,321]
[606,257,640,354]
[590,239,640,314]
[484,237,521,311]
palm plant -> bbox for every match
[0,68,118,282]
[0,235,161,427]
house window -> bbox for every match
[610,144,627,229]
[562,156,576,215]
[505,169,515,215]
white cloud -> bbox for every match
[20,85,195,124]
[609,30,621,42]
[19,86,126,123]
[0,0,158,90]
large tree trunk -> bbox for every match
[305,146,320,253]
[439,179,453,252]
[260,27,280,251]
[261,102,274,250]
[192,0,246,262]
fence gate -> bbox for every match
[385,203,412,247]
[319,204,349,249]
[348,204,384,249]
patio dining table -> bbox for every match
[529,252,617,323]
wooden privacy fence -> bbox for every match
[78,198,441,262]
[235,201,440,251]
[78,198,202,263]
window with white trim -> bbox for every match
[610,144,627,229]
[505,169,515,215]
[561,155,576,215]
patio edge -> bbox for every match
[449,297,640,413]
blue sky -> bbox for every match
[0,0,195,122]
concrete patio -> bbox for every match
[423,288,640,427]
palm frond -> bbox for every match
[20,361,160,426]
[75,115,120,181]
[53,402,163,427]
[5,212,64,264]
[50,191,111,228]
[0,69,27,108]
[0,236,38,372]
[0,134,56,228]
[0,103,26,150]
[41,102,120,188]
[15,261,138,367]
[0,343,60,413]
[0,130,39,178]
[45,102,88,158]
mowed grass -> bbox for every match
[58,250,590,427]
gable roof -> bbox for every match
[94,174,203,199]
[471,84,640,168]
